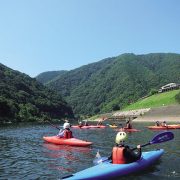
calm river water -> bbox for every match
[0,122,179,180]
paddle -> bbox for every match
[93,131,174,165]
[132,131,174,150]
[45,120,61,130]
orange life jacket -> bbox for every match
[112,147,126,164]
[64,129,73,139]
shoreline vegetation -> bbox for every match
[90,90,180,123]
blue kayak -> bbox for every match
[62,149,164,180]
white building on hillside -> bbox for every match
[158,83,179,93]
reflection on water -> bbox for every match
[43,143,91,173]
[0,122,179,179]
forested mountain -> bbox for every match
[0,63,74,124]
[36,53,180,117]
[36,70,67,84]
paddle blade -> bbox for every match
[150,131,174,144]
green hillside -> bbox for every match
[36,53,180,117]
[0,63,74,124]
[36,70,67,84]
[124,90,180,110]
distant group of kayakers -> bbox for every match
[77,117,107,127]
[56,118,135,140]
[108,119,133,129]
[78,120,89,127]
[155,121,167,127]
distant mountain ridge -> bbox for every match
[0,63,74,124]
[36,53,180,117]
[36,70,67,84]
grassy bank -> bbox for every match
[124,90,180,111]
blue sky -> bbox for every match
[0,0,180,77]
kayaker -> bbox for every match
[78,121,83,128]
[111,131,141,164]
[111,123,117,127]
[57,122,73,139]
[125,120,132,129]
[97,119,103,126]
[155,121,160,126]
[84,120,89,126]
[161,121,167,127]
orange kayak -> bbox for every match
[147,125,180,130]
[43,136,93,146]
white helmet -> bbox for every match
[115,131,127,144]
[63,122,70,129]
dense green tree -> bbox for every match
[0,63,74,124]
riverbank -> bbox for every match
[91,105,180,123]
[133,105,180,122]
[133,116,180,122]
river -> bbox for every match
[0,122,179,179]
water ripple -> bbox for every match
[0,122,179,179]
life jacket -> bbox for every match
[112,147,126,164]
[64,129,73,139]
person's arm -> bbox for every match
[57,129,64,137]
[124,145,141,163]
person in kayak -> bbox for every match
[84,120,89,126]
[111,131,141,164]
[97,119,103,125]
[161,121,167,127]
[110,123,117,127]
[78,121,83,128]
[155,121,160,126]
[125,119,132,129]
[57,122,73,139]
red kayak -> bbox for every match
[71,126,90,129]
[43,136,93,147]
[116,128,141,132]
[71,125,106,129]
[147,124,180,130]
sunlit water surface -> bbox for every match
[0,122,179,179]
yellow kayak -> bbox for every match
[109,125,118,128]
